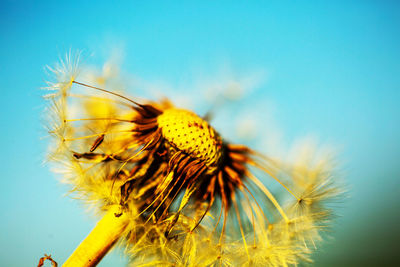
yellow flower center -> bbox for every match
[157,108,223,167]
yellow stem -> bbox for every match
[63,206,129,267]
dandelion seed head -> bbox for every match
[45,52,344,266]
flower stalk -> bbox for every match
[63,206,129,267]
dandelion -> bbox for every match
[45,53,343,266]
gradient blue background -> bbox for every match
[1,1,399,266]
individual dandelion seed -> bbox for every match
[37,254,58,267]
[45,54,343,267]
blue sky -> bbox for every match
[1,1,399,266]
